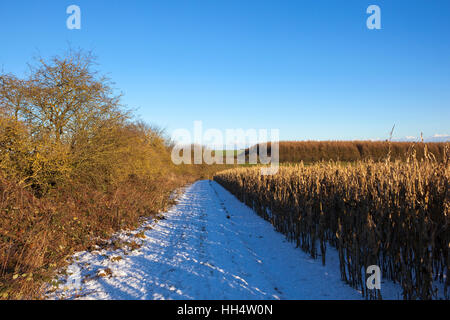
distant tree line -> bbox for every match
[246,140,448,163]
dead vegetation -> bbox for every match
[0,49,227,299]
[214,146,449,300]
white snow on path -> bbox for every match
[47,180,404,300]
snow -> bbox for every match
[46,180,406,300]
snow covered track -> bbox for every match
[48,180,398,300]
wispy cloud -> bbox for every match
[432,134,449,138]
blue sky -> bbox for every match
[0,0,449,142]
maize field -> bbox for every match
[213,155,449,300]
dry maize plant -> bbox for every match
[214,149,449,300]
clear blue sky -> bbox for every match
[1,0,449,141]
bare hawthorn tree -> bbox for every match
[0,49,130,192]
[1,49,127,143]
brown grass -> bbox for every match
[0,173,188,299]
